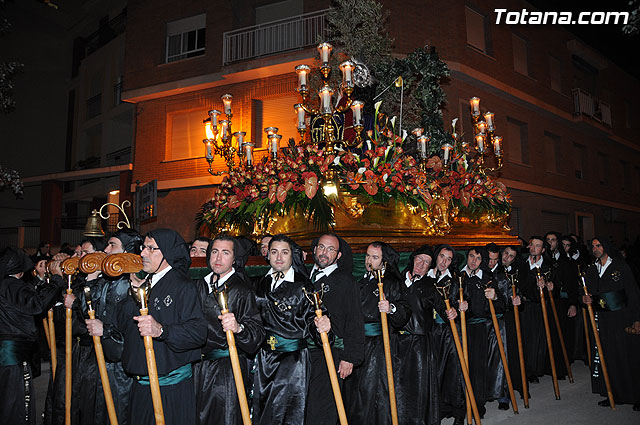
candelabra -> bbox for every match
[202,94,252,176]
[412,127,430,171]
[294,43,366,153]
[441,97,504,174]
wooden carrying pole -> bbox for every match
[444,299,482,425]
[48,309,57,380]
[65,280,73,425]
[582,307,592,367]
[84,288,119,425]
[546,288,574,383]
[579,271,615,409]
[136,286,165,425]
[536,268,560,400]
[215,290,253,425]
[375,271,399,425]
[486,284,518,414]
[511,283,529,408]
[459,286,471,424]
[303,290,348,425]
[43,318,51,350]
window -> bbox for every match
[166,14,206,63]
[620,160,630,191]
[549,56,562,92]
[541,210,569,235]
[252,93,300,149]
[573,143,587,179]
[512,34,528,76]
[506,117,529,164]
[255,0,304,24]
[597,152,609,185]
[625,100,633,129]
[167,109,208,160]
[465,7,488,53]
[543,131,562,173]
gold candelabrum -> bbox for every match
[202,94,253,175]
[442,97,504,175]
[411,127,431,172]
[295,43,365,153]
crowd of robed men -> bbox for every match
[1,228,639,425]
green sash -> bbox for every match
[136,363,192,386]
[364,322,382,336]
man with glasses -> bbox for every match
[103,228,207,425]
[306,234,364,425]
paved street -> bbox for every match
[34,360,637,424]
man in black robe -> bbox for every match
[0,247,63,425]
[192,234,264,425]
[397,245,451,425]
[455,247,505,417]
[425,244,464,425]
[103,228,207,425]
[305,233,364,425]
[582,237,640,410]
[343,241,410,425]
[253,234,331,425]
[85,229,143,425]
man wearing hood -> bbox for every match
[103,228,207,425]
[192,234,264,425]
[397,244,452,425]
[305,233,364,425]
[85,228,143,425]
[0,246,64,424]
[252,234,331,425]
[583,237,640,410]
[344,241,410,425]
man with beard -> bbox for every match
[0,247,64,425]
[426,244,464,425]
[455,247,505,417]
[305,233,364,425]
[253,234,331,425]
[85,229,143,425]
[545,231,579,365]
[344,241,410,425]
[103,228,207,425]
[397,245,452,425]
[192,234,264,425]
[520,236,560,383]
[582,237,640,410]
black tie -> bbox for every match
[311,269,322,283]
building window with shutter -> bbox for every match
[166,14,206,63]
[549,55,562,93]
[465,7,488,54]
[597,152,609,185]
[166,109,208,161]
[512,34,528,76]
[543,131,562,173]
[573,143,587,180]
[506,117,529,165]
[251,93,300,149]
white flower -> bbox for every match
[357,167,366,175]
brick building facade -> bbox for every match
[122,0,640,245]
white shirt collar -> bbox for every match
[404,271,416,287]
[572,252,580,261]
[491,264,498,273]
[553,251,560,260]
[528,256,543,270]
[267,266,295,290]
[463,266,483,279]
[311,263,339,280]
[151,265,172,288]
[597,257,612,277]
[427,268,451,282]
[204,268,235,293]
[504,264,512,272]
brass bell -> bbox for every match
[83,209,105,237]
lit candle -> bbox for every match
[412,127,424,137]
[295,65,310,91]
[476,134,485,153]
[351,101,364,126]
[294,104,306,129]
[493,136,502,156]
[442,143,453,164]
[269,134,282,158]
[220,120,229,139]
[208,109,220,128]
[469,97,480,116]
[244,142,254,166]
[234,131,245,148]
[221,94,233,115]
[204,140,213,160]
[264,127,278,136]
[317,42,332,64]
[477,120,487,135]
[417,135,429,158]
[484,112,495,131]
[339,60,355,87]
[319,85,334,114]
[204,121,215,140]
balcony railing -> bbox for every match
[572,88,612,127]
[223,9,330,65]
